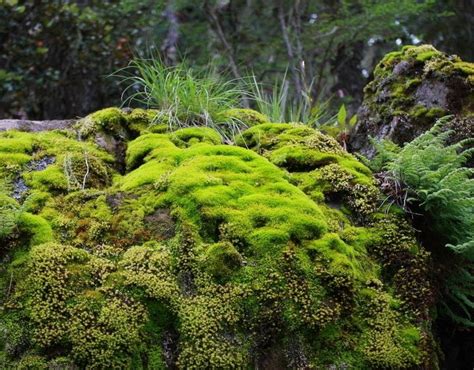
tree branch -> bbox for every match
[204,0,249,107]
[204,1,242,81]
[278,1,303,98]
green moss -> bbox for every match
[453,61,474,76]
[22,191,50,213]
[16,355,48,369]
[357,288,423,368]
[309,233,365,279]
[218,108,269,127]
[415,50,440,62]
[0,152,32,168]
[24,165,68,191]
[78,107,126,137]
[125,108,160,123]
[236,123,376,220]
[0,131,35,173]
[0,131,35,153]
[201,242,242,281]
[0,109,434,368]
[366,45,472,128]
[125,133,171,170]
[170,127,222,148]
[17,212,53,246]
[0,130,115,197]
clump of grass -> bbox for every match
[114,58,250,143]
[249,72,330,126]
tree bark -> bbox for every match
[161,0,180,66]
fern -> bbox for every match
[372,116,474,326]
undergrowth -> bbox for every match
[249,73,331,126]
[371,116,474,326]
[114,58,250,143]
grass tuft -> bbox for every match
[114,58,250,143]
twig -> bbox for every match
[203,1,249,107]
[6,272,13,300]
[82,151,90,190]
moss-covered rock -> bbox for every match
[350,44,474,156]
[0,109,436,368]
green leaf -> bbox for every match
[349,114,357,127]
[337,104,347,126]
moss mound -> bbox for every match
[350,44,474,156]
[0,109,436,368]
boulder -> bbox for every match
[0,110,436,368]
[349,45,474,157]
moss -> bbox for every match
[17,213,53,246]
[0,131,35,153]
[365,44,472,125]
[78,107,127,137]
[124,108,160,133]
[125,133,172,170]
[357,287,423,368]
[16,355,48,369]
[218,108,269,127]
[411,105,447,120]
[0,109,434,368]
[22,191,50,213]
[120,134,328,251]
[236,123,377,220]
[0,152,32,169]
[0,131,35,174]
[201,242,242,281]
[415,50,441,62]
[453,61,474,76]
[170,127,222,148]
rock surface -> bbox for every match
[349,45,474,157]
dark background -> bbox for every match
[1,0,473,120]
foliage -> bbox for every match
[115,57,251,142]
[249,73,330,125]
[320,104,357,148]
[372,116,474,326]
[0,0,163,119]
[1,0,462,120]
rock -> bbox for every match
[0,119,75,132]
[349,45,474,157]
[0,109,436,369]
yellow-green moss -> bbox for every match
[218,108,270,127]
[17,213,53,246]
[201,242,243,281]
[0,110,434,368]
